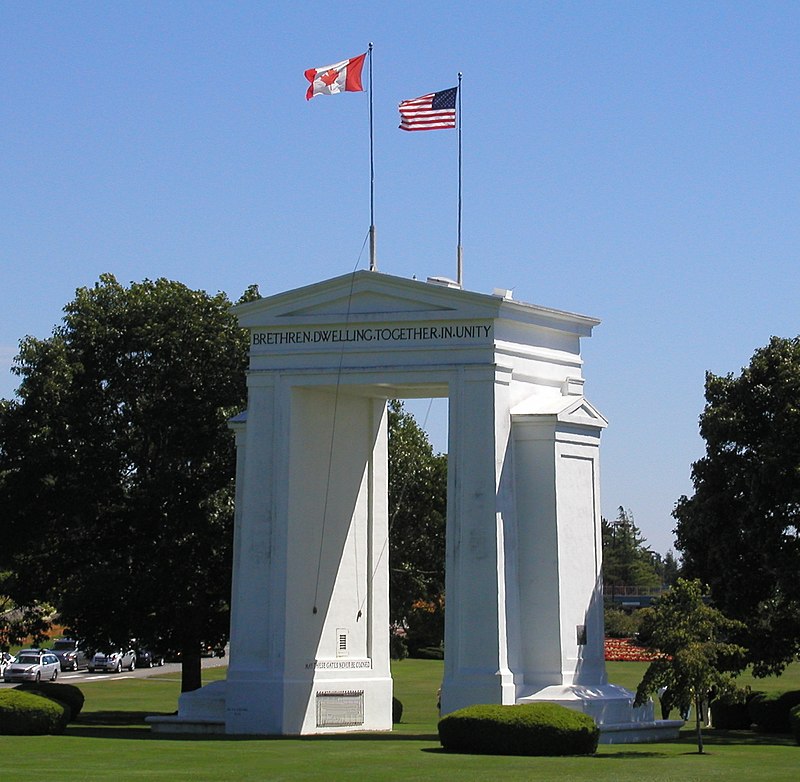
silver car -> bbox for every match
[87,648,136,673]
[2,649,61,683]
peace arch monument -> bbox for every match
[150,271,679,742]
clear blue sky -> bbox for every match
[2,2,798,557]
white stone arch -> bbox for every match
[149,272,679,743]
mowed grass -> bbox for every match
[1,660,798,781]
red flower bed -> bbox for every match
[604,637,662,662]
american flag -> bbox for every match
[398,87,458,131]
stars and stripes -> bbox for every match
[398,87,458,131]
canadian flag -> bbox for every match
[305,53,366,100]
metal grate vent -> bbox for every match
[316,690,364,728]
[336,627,349,657]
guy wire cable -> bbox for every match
[312,231,370,617]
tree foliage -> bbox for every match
[673,336,800,675]
[387,400,447,652]
[0,275,257,689]
[0,573,54,651]
[602,507,662,589]
[634,578,747,754]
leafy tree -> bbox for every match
[673,336,800,676]
[387,400,447,653]
[0,275,257,690]
[657,550,681,588]
[602,507,662,591]
[0,572,54,651]
[634,578,747,754]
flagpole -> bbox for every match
[368,42,377,271]
[456,72,463,288]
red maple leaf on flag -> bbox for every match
[320,68,339,87]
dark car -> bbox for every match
[164,641,226,662]
[201,642,226,658]
[49,638,89,672]
[136,648,165,668]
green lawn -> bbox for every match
[1,660,797,781]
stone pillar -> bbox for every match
[281,389,392,734]
[440,363,519,714]
[511,409,606,692]
[225,372,286,733]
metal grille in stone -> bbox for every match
[316,691,365,728]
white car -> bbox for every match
[2,649,61,683]
[87,648,136,673]
[0,651,13,677]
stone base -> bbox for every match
[147,715,225,734]
[146,675,394,735]
[517,683,683,744]
[147,680,227,734]
[598,719,684,744]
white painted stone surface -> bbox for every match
[150,271,673,741]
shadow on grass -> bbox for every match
[593,751,670,759]
[423,748,673,759]
[69,713,796,750]
[696,729,796,747]
[68,712,438,743]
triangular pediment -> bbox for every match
[561,397,608,426]
[234,271,503,327]
[288,288,456,317]
[511,394,608,428]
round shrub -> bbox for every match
[748,690,800,733]
[0,689,69,735]
[790,704,800,745]
[16,682,85,720]
[392,697,403,724]
[438,702,599,756]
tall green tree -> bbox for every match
[602,507,662,590]
[0,275,257,690]
[657,550,681,588]
[387,400,447,652]
[634,578,747,754]
[673,336,800,675]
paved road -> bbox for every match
[0,655,227,688]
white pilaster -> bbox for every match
[440,363,518,713]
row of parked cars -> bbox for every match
[1,639,167,683]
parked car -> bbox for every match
[201,642,226,658]
[136,648,165,668]
[0,651,13,677]
[164,642,226,662]
[2,649,61,683]
[87,648,136,673]
[49,638,89,672]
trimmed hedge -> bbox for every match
[413,646,445,660]
[0,689,69,735]
[789,704,800,745]
[710,691,762,730]
[392,697,403,724]
[748,690,800,734]
[16,682,86,721]
[789,706,800,744]
[438,703,599,756]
